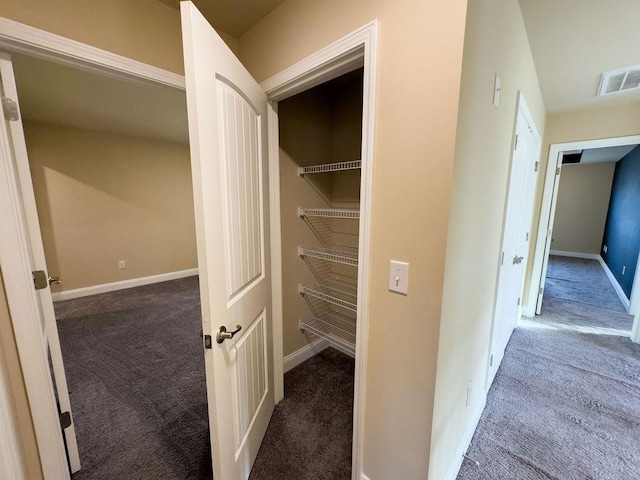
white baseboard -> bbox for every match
[51,268,199,302]
[597,256,630,310]
[549,250,600,260]
[443,396,487,480]
[361,475,372,480]
[283,339,329,373]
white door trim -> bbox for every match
[259,20,378,480]
[0,17,186,478]
[527,134,640,339]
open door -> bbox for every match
[487,95,541,388]
[0,52,81,473]
[181,3,275,479]
[535,152,563,314]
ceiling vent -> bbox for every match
[598,66,640,96]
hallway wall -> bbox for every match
[551,163,615,254]
[431,0,545,478]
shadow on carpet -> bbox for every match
[55,276,212,479]
[249,348,355,480]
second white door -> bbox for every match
[487,94,541,388]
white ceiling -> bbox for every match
[12,54,189,145]
[519,0,640,113]
[156,0,285,37]
[565,144,638,165]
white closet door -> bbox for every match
[181,3,274,479]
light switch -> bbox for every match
[388,260,409,295]
[493,74,501,108]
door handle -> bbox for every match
[216,325,242,344]
[512,255,524,265]
[48,275,61,286]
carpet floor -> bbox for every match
[458,256,640,479]
[57,277,355,479]
[55,276,212,479]
[249,348,355,480]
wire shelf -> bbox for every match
[298,245,359,267]
[300,312,356,356]
[299,280,357,312]
[297,160,361,176]
[298,207,360,219]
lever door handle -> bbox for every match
[512,255,524,265]
[48,275,61,286]
[216,325,242,344]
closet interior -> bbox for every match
[278,67,364,359]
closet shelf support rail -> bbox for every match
[299,281,357,312]
[297,160,361,175]
[298,207,360,219]
[299,315,356,356]
[298,245,359,266]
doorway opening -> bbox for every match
[528,136,640,340]
[7,51,210,477]
[250,67,364,478]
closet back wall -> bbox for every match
[279,72,362,357]
[24,121,198,293]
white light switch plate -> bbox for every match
[388,260,409,295]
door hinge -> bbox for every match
[490,354,494,367]
[525,232,529,242]
[514,134,518,150]
[555,167,561,175]
[547,228,552,237]
[203,334,212,349]
[517,297,521,306]
[539,286,543,295]
[32,270,48,290]
[501,251,505,265]
[59,411,72,429]
[2,96,19,121]
[534,161,539,172]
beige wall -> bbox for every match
[430,0,546,478]
[279,74,362,357]
[551,163,615,254]
[279,87,334,357]
[0,270,43,479]
[240,0,468,478]
[24,121,197,292]
[0,0,240,74]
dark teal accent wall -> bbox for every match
[601,145,640,298]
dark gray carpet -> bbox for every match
[55,276,212,479]
[458,256,640,479]
[249,348,355,480]
[57,277,354,479]
[545,255,627,312]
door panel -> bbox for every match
[181,3,274,479]
[487,100,540,388]
[536,153,563,314]
[218,81,264,301]
[0,52,81,473]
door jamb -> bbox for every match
[0,16,185,478]
[526,134,640,336]
[260,21,378,480]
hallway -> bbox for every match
[458,256,640,479]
